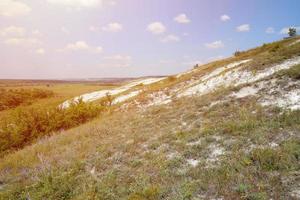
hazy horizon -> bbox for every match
[1,0,300,79]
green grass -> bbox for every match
[1,37,300,199]
[250,140,300,171]
[0,81,120,155]
[1,92,300,199]
[0,100,103,156]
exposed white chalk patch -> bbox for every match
[186,140,202,146]
[232,86,259,98]
[290,189,300,198]
[201,59,252,82]
[179,57,300,97]
[113,90,141,104]
[187,159,200,167]
[205,144,225,167]
[60,77,166,108]
[90,166,96,175]
[261,89,300,110]
[144,60,252,107]
[269,142,279,148]
[166,152,180,160]
[288,39,300,46]
[144,91,172,107]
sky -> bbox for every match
[0,0,300,79]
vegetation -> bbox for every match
[1,37,300,199]
[277,63,300,79]
[0,88,53,111]
[288,27,297,37]
[234,50,243,57]
[1,87,300,199]
[0,100,103,156]
[240,36,300,71]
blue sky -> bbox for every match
[0,0,299,79]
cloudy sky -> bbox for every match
[1,0,299,79]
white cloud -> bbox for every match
[32,29,42,36]
[279,26,300,34]
[205,40,224,49]
[236,24,250,32]
[174,13,191,24]
[265,27,275,34]
[61,27,70,34]
[60,41,103,53]
[47,0,102,8]
[4,37,42,46]
[95,46,103,53]
[65,41,90,51]
[220,14,230,22]
[104,55,131,61]
[36,48,45,55]
[0,26,26,37]
[147,22,166,35]
[160,34,180,43]
[0,0,31,17]
[102,23,123,32]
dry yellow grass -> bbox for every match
[1,37,300,199]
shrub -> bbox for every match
[0,100,103,155]
[288,27,297,37]
[269,44,281,53]
[0,88,54,111]
[193,64,200,69]
[167,76,177,82]
[234,50,244,57]
[99,92,115,107]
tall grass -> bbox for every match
[0,88,54,111]
[0,100,103,156]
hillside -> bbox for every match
[1,37,300,199]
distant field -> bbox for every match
[0,79,127,136]
[0,80,122,116]
[0,79,127,156]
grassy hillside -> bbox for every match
[0,37,300,199]
[0,81,120,156]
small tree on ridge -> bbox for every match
[288,27,297,37]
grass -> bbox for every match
[0,80,122,155]
[0,100,103,157]
[0,82,116,120]
[1,88,299,199]
[1,37,300,199]
[0,80,120,157]
[0,88,54,111]
[277,63,300,79]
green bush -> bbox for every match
[0,88,53,111]
[0,100,102,155]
